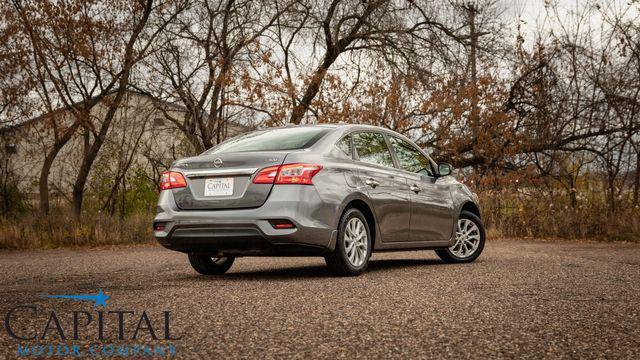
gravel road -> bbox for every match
[1,239,639,359]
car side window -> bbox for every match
[336,135,352,158]
[353,132,395,168]
[389,136,433,176]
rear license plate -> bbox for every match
[204,177,234,197]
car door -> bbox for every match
[388,136,455,241]
[352,131,411,242]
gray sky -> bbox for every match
[500,0,584,37]
[497,0,639,48]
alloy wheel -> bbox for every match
[450,218,481,258]
[344,217,368,267]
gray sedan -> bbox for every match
[154,124,485,276]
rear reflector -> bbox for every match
[160,171,187,190]
[153,223,166,232]
[268,219,296,229]
[252,163,322,185]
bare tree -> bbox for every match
[278,0,468,124]
[10,0,182,216]
[147,0,294,154]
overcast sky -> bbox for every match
[496,0,639,48]
[500,0,585,36]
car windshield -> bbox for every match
[204,127,331,154]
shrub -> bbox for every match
[0,181,30,215]
[0,212,154,249]
[480,188,640,241]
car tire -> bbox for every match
[435,210,485,263]
[188,255,235,275]
[324,208,372,276]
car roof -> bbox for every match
[272,123,393,131]
[272,123,414,140]
[254,123,415,144]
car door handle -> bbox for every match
[410,184,422,193]
[365,178,380,188]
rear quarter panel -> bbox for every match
[282,148,357,231]
[283,143,387,249]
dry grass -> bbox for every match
[0,212,154,249]
[1,190,638,249]
[480,190,640,242]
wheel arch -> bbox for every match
[339,196,378,250]
[460,201,481,219]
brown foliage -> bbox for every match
[1,0,639,245]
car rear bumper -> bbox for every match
[153,185,339,256]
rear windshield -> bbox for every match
[204,127,331,154]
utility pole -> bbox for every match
[466,3,479,127]
[468,3,478,87]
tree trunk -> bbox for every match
[289,67,328,124]
[289,53,337,124]
[39,122,80,214]
[71,0,153,218]
[634,149,640,205]
[39,149,57,214]
[567,175,577,209]
[72,103,121,218]
[120,175,126,218]
[71,164,89,217]
[1,158,9,214]
[606,175,616,213]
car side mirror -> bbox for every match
[438,163,452,177]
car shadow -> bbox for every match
[368,258,443,272]
[174,258,444,281]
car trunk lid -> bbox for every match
[171,152,287,210]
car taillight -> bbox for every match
[160,171,187,190]
[252,165,280,184]
[252,164,322,185]
[276,164,322,185]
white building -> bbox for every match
[0,91,249,207]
